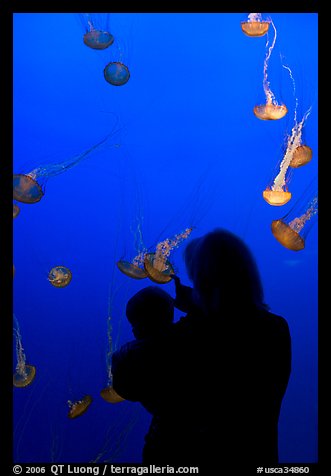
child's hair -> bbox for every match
[126,286,175,339]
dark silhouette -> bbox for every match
[125,286,175,340]
[112,228,291,469]
[112,286,175,415]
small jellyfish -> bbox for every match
[263,106,313,206]
[101,284,125,404]
[80,13,114,50]
[144,227,193,284]
[144,253,175,284]
[290,145,313,168]
[13,203,20,218]
[263,153,292,206]
[100,386,125,404]
[117,198,148,279]
[67,395,92,419]
[117,258,148,279]
[241,13,270,37]
[104,61,130,86]
[13,315,36,388]
[13,129,117,204]
[282,66,313,169]
[48,266,72,288]
[13,174,44,204]
[288,109,313,169]
[271,192,318,251]
[253,20,288,120]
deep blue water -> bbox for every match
[13,13,318,464]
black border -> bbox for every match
[1,2,322,474]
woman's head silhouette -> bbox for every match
[184,228,268,316]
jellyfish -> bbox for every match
[104,61,130,86]
[79,13,114,50]
[117,188,148,280]
[253,20,288,120]
[48,266,72,288]
[13,129,117,204]
[263,106,313,206]
[101,284,125,404]
[271,191,318,251]
[117,255,148,279]
[67,395,92,418]
[288,108,313,168]
[102,28,131,87]
[241,13,270,37]
[117,246,148,279]
[144,227,193,284]
[290,145,313,168]
[13,203,20,218]
[13,314,36,388]
[282,64,313,169]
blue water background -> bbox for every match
[13,12,318,463]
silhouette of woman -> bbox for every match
[112,228,291,469]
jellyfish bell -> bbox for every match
[271,219,305,251]
[144,253,175,284]
[241,13,270,37]
[253,104,288,120]
[117,260,148,279]
[263,188,292,206]
[100,386,125,404]
[79,13,114,50]
[241,21,270,37]
[13,203,20,218]
[48,266,72,288]
[104,61,130,86]
[83,29,114,50]
[67,395,92,419]
[271,182,317,251]
[144,227,193,284]
[13,173,44,204]
[289,145,313,168]
[13,364,36,388]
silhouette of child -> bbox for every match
[125,285,175,340]
[111,286,175,414]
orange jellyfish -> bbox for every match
[263,106,313,206]
[288,108,313,168]
[117,249,148,280]
[144,227,193,284]
[100,286,125,404]
[13,129,117,204]
[48,266,72,288]
[104,61,130,86]
[241,13,270,37]
[67,395,93,419]
[290,145,313,168]
[253,20,288,120]
[13,203,20,218]
[13,315,36,388]
[79,13,114,50]
[281,64,313,169]
[263,171,292,206]
[271,190,318,251]
[117,201,148,279]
